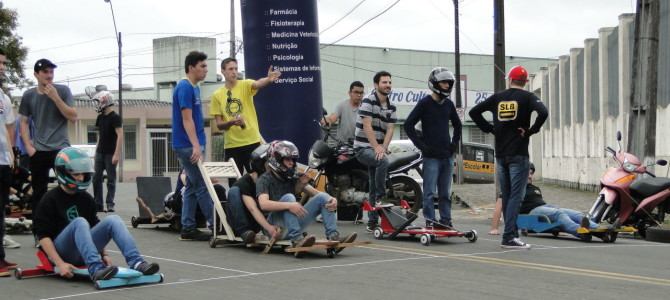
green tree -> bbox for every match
[0,1,30,92]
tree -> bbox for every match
[0,1,30,92]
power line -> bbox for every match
[320,0,368,35]
[320,0,402,50]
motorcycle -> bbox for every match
[306,122,424,220]
[588,131,670,238]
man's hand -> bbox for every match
[102,255,113,266]
[374,145,386,160]
[27,145,37,157]
[190,144,202,163]
[56,262,76,278]
[325,197,337,212]
[112,153,120,165]
[43,84,61,102]
[265,225,280,239]
[298,173,310,185]
[235,115,246,129]
[267,66,281,81]
[288,202,308,218]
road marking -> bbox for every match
[106,250,252,274]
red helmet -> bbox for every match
[507,66,528,82]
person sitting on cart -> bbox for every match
[256,140,357,248]
[226,143,280,244]
[33,147,160,281]
[521,163,599,238]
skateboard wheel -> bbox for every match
[131,216,139,228]
[420,234,431,246]
[159,273,165,283]
[209,237,217,248]
[373,227,384,240]
[327,249,336,258]
[14,268,23,280]
[94,281,102,290]
[466,230,478,243]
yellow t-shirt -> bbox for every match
[210,79,262,149]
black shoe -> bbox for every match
[91,265,119,281]
[332,232,357,254]
[240,230,256,244]
[133,261,160,275]
[180,228,211,241]
[580,215,591,229]
[106,207,115,213]
[366,223,377,233]
[500,238,531,249]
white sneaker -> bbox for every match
[3,235,21,249]
[501,237,531,249]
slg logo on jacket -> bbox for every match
[498,101,518,121]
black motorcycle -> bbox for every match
[306,123,424,220]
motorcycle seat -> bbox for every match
[386,151,420,172]
[630,177,670,199]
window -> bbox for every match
[469,127,487,144]
[86,125,98,145]
[124,124,137,160]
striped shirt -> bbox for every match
[354,91,397,149]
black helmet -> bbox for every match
[428,67,455,97]
[529,162,536,174]
[249,144,270,174]
[267,140,300,180]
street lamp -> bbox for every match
[104,0,124,182]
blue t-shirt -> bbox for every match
[172,79,206,149]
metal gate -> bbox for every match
[147,129,181,177]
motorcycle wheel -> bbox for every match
[387,176,423,213]
[591,195,609,223]
[645,226,670,243]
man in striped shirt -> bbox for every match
[354,71,396,230]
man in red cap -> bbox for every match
[469,65,548,249]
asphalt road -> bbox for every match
[2,181,669,300]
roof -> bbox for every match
[73,98,171,108]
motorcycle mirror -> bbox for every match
[616,131,622,141]
[84,86,97,99]
[322,107,328,116]
[657,159,668,166]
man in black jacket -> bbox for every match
[469,65,548,249]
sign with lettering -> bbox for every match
[241,0,322,163]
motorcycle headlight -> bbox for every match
[308,149,326,168]
[622,161,637,172]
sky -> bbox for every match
[3,0,635,96]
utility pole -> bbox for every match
[627,0,660,168]
[493,0,506,92]
[453,0,464,184]
[230,0,236,58]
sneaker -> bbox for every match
[3,235,21,249]
[91,265,118,281]
[501,238,531,249]
[180,228,211,241]
[240,230,256,244]
[0,266,9,277]
[106,207,115,213]
[0,259,18,270]
[133,261,160,275]
[366,223,377,233]
[580,215,591,229]
[292,234,316,248]
[334,232,357,254]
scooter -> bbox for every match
[588,131,670,238]
[306,120,424,220]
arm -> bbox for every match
[527,99,548,136]
[44,85,77,122]
[39,237,77,278]
[321,112,339,126]
[251,66,282,90]
[468,98,494,133]
[20,115,35,157]
[404,104,427,151]
[450,104,463,144]
[242,195,276,234]
[112,126,123,165]
[214,115,243,131]
[258,193,307,217]
[181,109,202,163]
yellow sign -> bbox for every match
[463,160,495,174]
[498,100,518,121]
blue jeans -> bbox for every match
[267,193,337,241]
[227,186,260,235]
[53,215,143,275]
[529,205,598,237]
[497,155,530,242]
[174,146,214,231]
[356,147,389,224]
[422,157,454,224]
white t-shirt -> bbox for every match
[0,90,16,165]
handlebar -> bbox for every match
[645,170,657,178]
[605,146,616,155]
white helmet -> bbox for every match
[428,67,455,98]
[93,90,115,113]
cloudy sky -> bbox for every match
[3,0,635,95]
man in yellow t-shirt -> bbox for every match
[210,57,281,178]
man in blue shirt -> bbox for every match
[172,51,213,241]
[404,67,462,229]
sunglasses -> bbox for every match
[227,90,232,103]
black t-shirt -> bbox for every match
[95,111,122,154]
[33,188,99,240]
[519,183,547,214]
[468,88,548,158]
[233,173,256,198]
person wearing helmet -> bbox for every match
[33,147,159,282]
[91,90,122,213]
[354,71,396,231]
[256,140,357,250]
[469,65,548,249]
[404,67,462,229]
[226,144,280,244]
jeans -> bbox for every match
[422,157,454,224]
[356,147,389,224]
[29,150,59,217]
[53,215,144,275]
[227,186,260,235]
[93,153,117,210]
[496,155,530,242]
[174,146,214,231]
[267,193,337,241]
[529,205,598,236]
